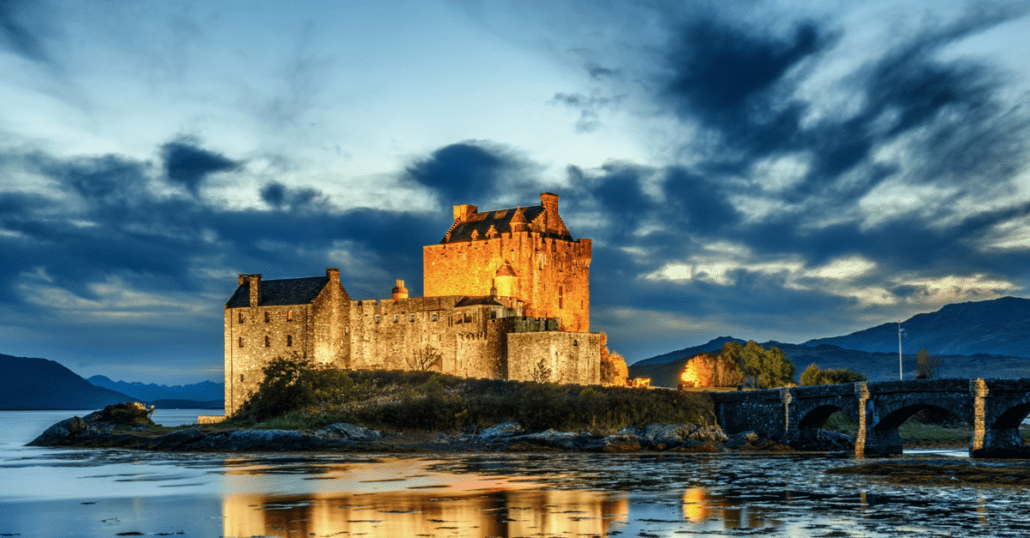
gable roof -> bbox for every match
[225,276,329,308]
[441,205,573,243]
[454,296,504,307]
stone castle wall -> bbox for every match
[423,233,591,332]
[507,331,601,385]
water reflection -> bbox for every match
[223,489,627,538]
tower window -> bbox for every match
[559,297,563,309]
[287,310,294,322]
[410,314,415,322]
[264,311,270,323]
[264,335,270,347]
[238,337,244,348]
[376,315,381,323]
[432,313,437,322]
[238,312,244,323]
[286,335,293,347]
[394,314,399,322]
[240,374,245,382]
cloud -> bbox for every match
[259,181,330,211]
[161,140,240,196]
[404,141,529,205]
[0,0,50,64]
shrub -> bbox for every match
[800,363,867,386]
[228,361,715,432]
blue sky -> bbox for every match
[2,0,1030,384]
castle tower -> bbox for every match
[423,192,592,332]
[494,261,518,297]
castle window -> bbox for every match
[376,315,381,323]
[264,336,270,347]
[431,313,437,322]
[559,297,563,309]
[286,335,293,347]
[240,374,245,382]
[573,339,578,346]
[287,310,293,322]
[410,314,415,322]
[345,327,349,334]
[264,311,270,323]
[394,314,399,322]
[238,337,244,348]
[238,312,244,323]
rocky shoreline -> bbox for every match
[26,410,857,453]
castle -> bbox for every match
[222,193,601,414]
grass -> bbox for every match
[222,363,717,434]
[822,412,1030,447]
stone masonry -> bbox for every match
[222,193,602,415]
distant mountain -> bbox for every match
[805,296,1030,357]
[0,353,138,410]
[631,336,745,366]
[146,399,224,409]
[88,375,224,402]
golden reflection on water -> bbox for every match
[223,489,626,538]
[682,487,709,522]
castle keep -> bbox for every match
[223,193,600,414]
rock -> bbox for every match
[725,430,760,449]
[585,434,642,452]
[317,423,383,441]
[617,426,644,437]
[478,422,524,439]
[522,429,588,450]
[27,416,89,446]
[690,425,729,443]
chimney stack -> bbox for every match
[246,274,261,307]
[392,279,409,301]
[326,267,340,283]
[540,192,559,231]
[453,204,478,222]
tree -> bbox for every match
[408,344,442,372]
[682,352,744,387]
[915,349,941,380]
[739,340,796,389]
[598,332,629,386]
[531,358,552,383]
[800,363,867,386]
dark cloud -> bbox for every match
[0,0,50,63]
[405,141,525,204]
[260,181,330,211]
[663,18,830,144]
[161,141,239,196]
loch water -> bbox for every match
[1,410,1028,537]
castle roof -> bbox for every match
[454,296,504,307]
[495,261,518,278]
[225,276,328,308]
[441,205,573,243]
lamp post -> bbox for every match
[898,321,903,380]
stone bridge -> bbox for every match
[710,379,1030,457]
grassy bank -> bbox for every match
[824,412,1030,447]
[222,359,716,434]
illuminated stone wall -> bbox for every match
[223,269,349,415]
[507,331,601,385]
[423,194,592,332]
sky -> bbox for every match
[2,0,1030,384]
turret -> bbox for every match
[392,279,409,301]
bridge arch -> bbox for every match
[991,399,1030,431]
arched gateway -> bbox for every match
[710,379,1030,458]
